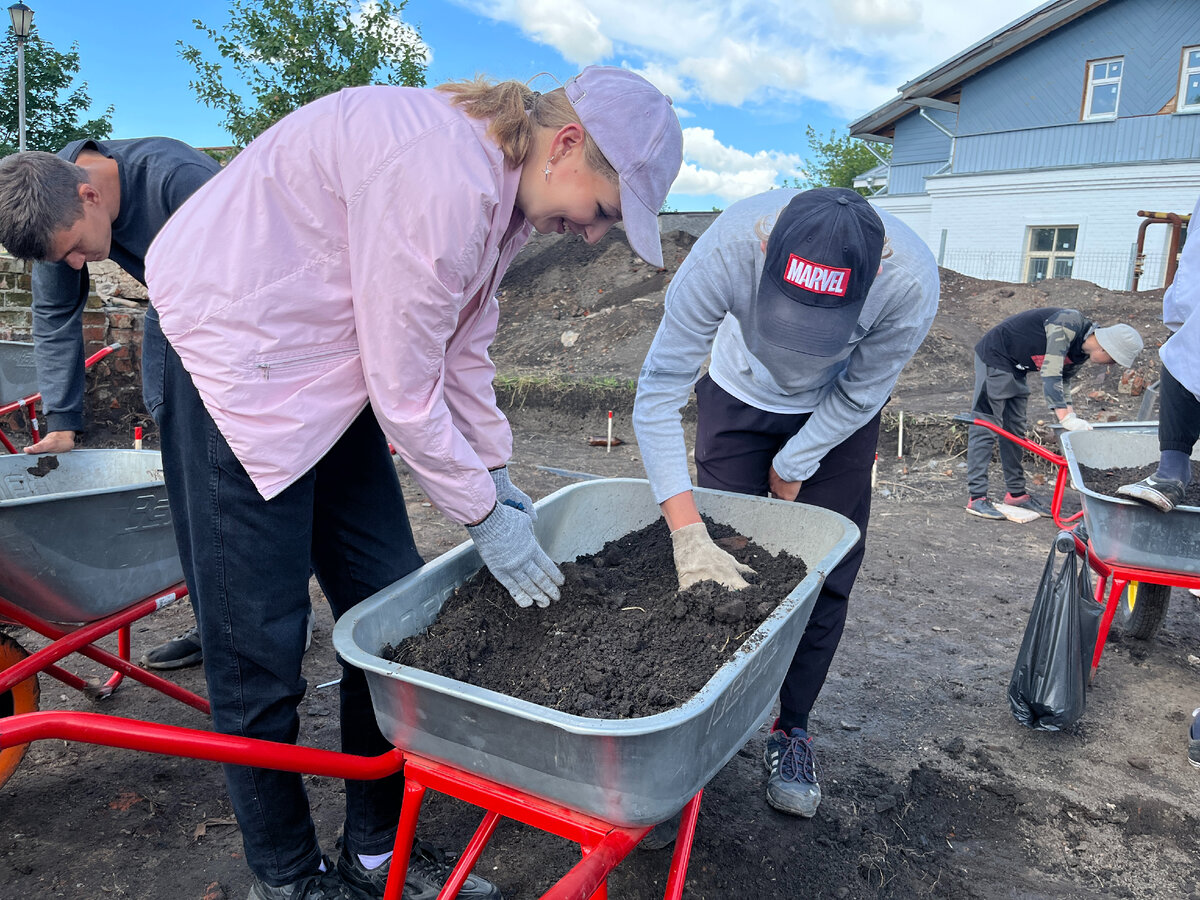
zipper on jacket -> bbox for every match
[255,346,356,380]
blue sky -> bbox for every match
[25,0,1038,211]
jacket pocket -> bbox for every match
[249,342,359,382]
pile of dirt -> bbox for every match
[381,517,807,718]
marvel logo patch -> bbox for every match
[783,254,850,297]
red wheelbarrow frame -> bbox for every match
[0,583,208,711]
[0,707,702,899]
[0,575,701,898]
[0,343,121,453]
[961,416,1200,677]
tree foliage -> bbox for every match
[800,125,890,196]
[179,0,428,147]
[0,27,114,157]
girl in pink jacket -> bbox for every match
[143,67,682,900]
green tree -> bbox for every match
[800,125,890,196]
[179,0,428,147]
[0,26,114,157]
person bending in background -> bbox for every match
[0,138,221,671]
[633,187,939,819]
[965,308,1143,520]
[140,68,681,900]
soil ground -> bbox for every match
[3,227,1199,900]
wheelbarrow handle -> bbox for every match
[0,710,404,780]
[954,413,1068,467]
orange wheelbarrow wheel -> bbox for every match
[0,632,40,788]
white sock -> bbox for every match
[358,851,394,871]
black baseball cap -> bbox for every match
[754,188,885,357]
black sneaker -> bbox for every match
[965,496,1005,520]
[140,625,203,670]
[1005,492,1053,517]
[248,857,360,899]
[1116,475,1186,512]
[763,721,821,817]
[336,840,502,900]
[1190,708,1200,770]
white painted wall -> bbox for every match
[868,161,1200,289]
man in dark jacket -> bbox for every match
[966,307,1143,519]
[0,139,220,667]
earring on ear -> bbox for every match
[544,154,556,182]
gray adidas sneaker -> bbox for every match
[966,496,1005,520]
[763,722,821,817]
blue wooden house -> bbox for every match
[848,0,1200,289]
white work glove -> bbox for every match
[670,522,755,592]
[466,502,563,608]
[1059,412,1092,432]
[489,466,536,522]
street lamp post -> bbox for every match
[8,2,33,152]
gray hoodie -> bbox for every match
[633,189,939,503]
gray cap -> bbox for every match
[1093,323,1143,368]
[564,66,683,268]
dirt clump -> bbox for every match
[381,518,807,718]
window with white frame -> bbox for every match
[1178,46,1200,112]
[1024,226,1078,283]
[1083,57,1123,120]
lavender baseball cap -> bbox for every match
[564,66,683,268]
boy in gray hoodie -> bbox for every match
[633,188,939,818]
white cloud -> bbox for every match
[832,0,923,30]
[452,0,1037,201]
[677,127,804,203]
[510,0,612,65]
[459,0,1037,113]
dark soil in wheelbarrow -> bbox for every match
[1080,461,1200,505]
[380,518,807,718]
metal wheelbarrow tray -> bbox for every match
[0,449,183,624]
[1060,424,1200,577]
[335,477,859,827]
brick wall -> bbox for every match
[0,253,149,445]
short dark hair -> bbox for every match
[0,151,88,260]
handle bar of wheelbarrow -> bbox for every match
[0,710,404,780]
[0,343,123,449]
[952,413,1068,467]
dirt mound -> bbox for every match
[490,228,695,379]
[492,234,1169,430]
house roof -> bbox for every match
[851,163,889,188]
[848,0,1111,141]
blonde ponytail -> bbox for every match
[438,76,617,180]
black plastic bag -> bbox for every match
[1008,532,1102,731]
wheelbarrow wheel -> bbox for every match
[1117,582,1171,642]
[0,632,40,788]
